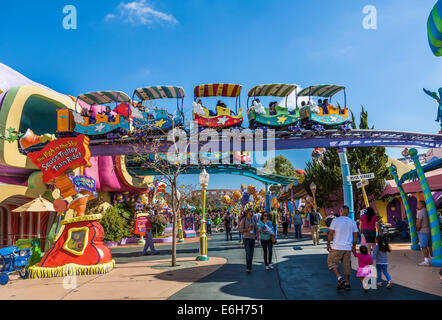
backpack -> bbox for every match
[310,211,320,225]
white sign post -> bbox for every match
[348,172,375,208]
[357,179,369,189]
[347,173,375,182]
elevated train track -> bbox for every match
[87,129,442,157]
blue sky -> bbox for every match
[0,0,440,190]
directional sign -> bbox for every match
[347,173,375,182]
[357,179,369,189]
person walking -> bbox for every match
[326,205,359,291]
[270,209,279,241]
[309,209,322,245]
[281,211,289,238]
[224,212,233,241]
[143,215,159,256]
[238,212,245,243]
[258,213,275,270]
[416,200,433,266]
[206,214,212,235]
[359,206,381,255]
[352,245,373,292]
[239,209,258,273]
[373,235,393,288]
[293,210,303,239]
[214,214,221,233]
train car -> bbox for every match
[297,85,351,132]
[131,85,185,136]
[57,91,131,138]
[192,83,243,130]
[247,83,299,130]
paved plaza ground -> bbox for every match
[1,228,441,300]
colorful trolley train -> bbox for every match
[56,83,352,139]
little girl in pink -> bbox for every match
[352,245,373,290]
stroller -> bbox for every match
[0,246,31,285]
[392,216,410,239]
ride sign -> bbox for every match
[27,135,91,183]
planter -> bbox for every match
[153,236,172,243]
[119,237,140,245]
[104,241,119,247]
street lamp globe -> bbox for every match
[176,190,181,202]
[199,168,210,186]
[310,182,317,193]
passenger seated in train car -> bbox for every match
[301,101,306,107]
[134,101,145,112]
[216,100,227,108]
[321,99,329,114]
[338,104,346,115]
[317,99,322,107]
[88,110,96,124]
[269,101,277,115]
[211,100,224,116]
[80,108,88,117]
[101,106,115,122]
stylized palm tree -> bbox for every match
[423,88,442,133]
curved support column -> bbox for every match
[409,148,442,266]
[265,183,270,213]
[388,165,420,251]
[338,148,354,219]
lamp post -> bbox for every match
[197,168,210,261]
[176,190,185,243]
[310,182,317,211]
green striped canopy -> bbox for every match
[297,85,345,97]
[247,84,297,97]
[77,91,131,105]
[134,86,185,101]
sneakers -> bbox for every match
[386,281,392,288]
[337,277,345,290]
[377,282,383,287]
[153,252,160,255]
[343,283,351,291]
[265,266,269,271]
[269,264,274,270]
[418,260,431,266]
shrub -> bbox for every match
[150,215,168,238]
[100,206,132,242]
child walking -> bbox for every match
[372,235,392,288]
[352,245,373,291]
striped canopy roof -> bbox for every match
[247,84,297,97]
[77,91,131,105]
[134,86,185,101]
[193,83,242,98]
[297,85,345,97]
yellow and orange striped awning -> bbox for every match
[193,83,242,98]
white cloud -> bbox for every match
[105,0,177,26]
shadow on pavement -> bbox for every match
[276,252,441,300]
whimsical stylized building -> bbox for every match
[0,63,152,248]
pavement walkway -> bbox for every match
[1,229,440,300]
[0,256,226,300]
